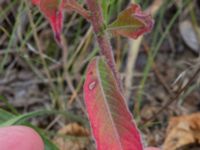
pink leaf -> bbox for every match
[84,57,143,150]
[108,4,154,39]
[32,0,63,42]
[32,0,40,5]
[62,0,90,20]
[32,0,90,43]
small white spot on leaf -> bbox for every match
[89,81,96,90]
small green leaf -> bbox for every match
[107,3,154,39]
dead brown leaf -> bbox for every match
[54,123,90,150]
[163,113,200,150]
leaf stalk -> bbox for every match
[85,0,122,90]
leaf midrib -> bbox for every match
[96,59,123,150]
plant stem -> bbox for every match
[85,0,121,89]
[63,1,91,21]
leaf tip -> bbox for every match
[32,0,40,5]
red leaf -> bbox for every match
[32,0,40,5]
[108,4,154,39]
[32,0,63,42]
[84,57,143,150]
[32,0,90,43]
[62,0,90,20]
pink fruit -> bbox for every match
[0,126,44,150]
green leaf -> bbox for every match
[0,108,14,124]
[0,110,52,127]
[107,3,154,39]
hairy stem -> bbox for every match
[85,0,121,89]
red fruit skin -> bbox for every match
[0,126,44,150]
